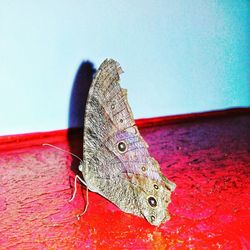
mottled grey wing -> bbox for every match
[81,59,175,225]
[82,59,160,180]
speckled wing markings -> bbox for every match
[80,59,176,226]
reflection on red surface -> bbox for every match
[0,110,249,249]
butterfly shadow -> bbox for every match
[68,60,96,175]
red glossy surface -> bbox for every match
[0,112,249,249]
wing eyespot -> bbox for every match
[141,166,147,172]
[148,196,157,207]
[154,184,159,190]
[111,102,116,110]
[117,141,127,153]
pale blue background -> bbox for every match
[0,1,249,135]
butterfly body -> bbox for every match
[80,59,175,226]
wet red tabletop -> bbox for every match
[0,113,249,249]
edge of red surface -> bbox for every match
[0,107,249,152]
[135,107,250,128]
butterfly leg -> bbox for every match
[69,175,87,202]
[69,175,89,219]
[76,187,89,220]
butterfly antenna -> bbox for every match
[42,143,83,163]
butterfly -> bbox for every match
[74,59,176,226]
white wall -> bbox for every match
[0,0,249,135]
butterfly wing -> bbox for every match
[81,59,175,226]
